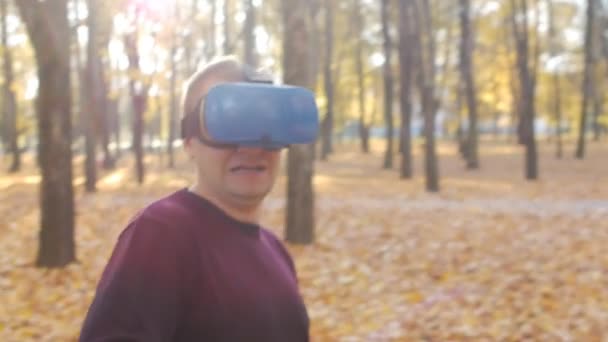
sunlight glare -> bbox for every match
[370,53,385,67]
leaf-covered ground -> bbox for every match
[1,141,607,341]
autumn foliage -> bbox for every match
[1,141,607,341]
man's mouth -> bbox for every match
[230,165,266,172]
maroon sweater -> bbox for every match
[80,189,309,341]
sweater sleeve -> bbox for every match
[79,213,190,342]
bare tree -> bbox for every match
[16,0,76,267]
[547,0,563,158]
[1,0,19,172]
[415,0,440,191]
[381,0,394,169]
[84,0,100,192]
[125,28,149,184]
[283,0,315,244]
[575,0,596,159]
[224,0,233,54]
[510,0,539,179]
[321,0,334,160]
[353,0,370,153]
[243,0,257,66]
[398,0,415,178]
[458,0,479,169]
[168,3,179,168]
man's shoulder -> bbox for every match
[116,190,199,248]
[136,189,193,224]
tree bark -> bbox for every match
[353,0,369,153]
[381,0,394,169]
[223,0,233,54]
[398,0,414,178]
[415,0,439,192]
[243,0,257,66]
[17,0,76,267]
[84,0,99,192]
[458,0,479,169]
[283,0,314,245]
[547,0,563,158]
[207,0,217,59]
[321,0,334,161]
[125,30,147,184]
[1,0,19,172]
[575,0,595,159]
[510,0,538,179]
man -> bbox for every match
[79,56,311,341]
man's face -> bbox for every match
[184,77,281,208]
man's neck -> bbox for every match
[188,184,261,225]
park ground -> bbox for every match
[1,139,607,341]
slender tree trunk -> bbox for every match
[459,0,479,169]
[415,0,440,191]
[321,0,334,161]
[547,0,563,158]
[17,0,76,267]
[1,0,19,172]
[243,0,257,66]
[84,0,99,192]
[168,35,177,168]
[381,0,394,169]
[576,0,595,159]
[208,0,217,58]
[283,0,314,244]
[223,0,232,54]
[510,0,538,179]
[125,30,147,184]
[398,0,414,178]
[307,0,321,161]
[353,0,369,153]
[98,60,114,169]
[110,58,121,159]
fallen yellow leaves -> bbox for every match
[1,142,608,341]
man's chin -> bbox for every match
[228,188,270,203]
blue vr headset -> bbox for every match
[186,82,319,150]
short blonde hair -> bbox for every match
[180,56,274,139]
[180,56,247,139]
[181,56,245,120]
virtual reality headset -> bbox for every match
[182,82,319,150]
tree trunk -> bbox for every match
[575,0,595,159]
[510,0,538,179]
[381,0,394,169]
[98,60,114,169]
[84,0,99,192]
[125,31,147,184]
[414,0,439,192]
[307,0,321,161]
[1,0,19,172]
[168,29,177,168]
[547,0,563,158]
[207,0,217,59]
[398,0,414,178]
[321,0,334,161]
[459,0,479,169]
[283,0,314,245]
[243,0,257,66]
[17,0,76,267]
[353,0,369,154]
[223,0,232,54]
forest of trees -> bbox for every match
[1,0,607,267]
